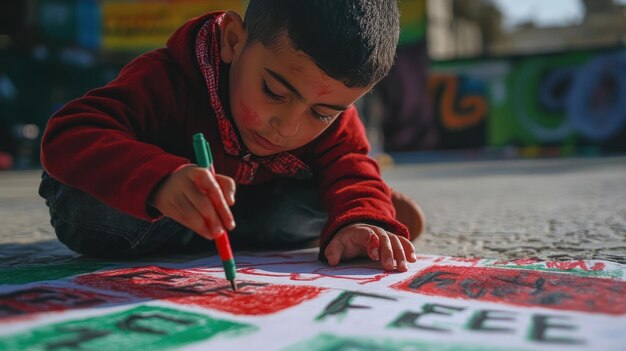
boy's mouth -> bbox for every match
[253,132,284,152]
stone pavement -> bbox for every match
[1,156,625,268]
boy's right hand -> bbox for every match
[150,164,236,240]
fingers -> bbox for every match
[399,236,417,263]
[324,239,345,266]
[375,229,395,271]
[150,166,237,240]
[388,234,408,272]
[326,224,417,272]
[170,193,216,240]
[366,226,415,272]
[192,169,236,231]
[215,175,236,206]
[377,231,416,272]
[185,183,226,236]
[367,233,380,261]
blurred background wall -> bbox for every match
[415,0,626,160]
[0,0,624,169]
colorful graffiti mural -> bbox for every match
[427,74,488,149]
[426,48,626,154]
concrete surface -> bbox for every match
[1,156,625,268]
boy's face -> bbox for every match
[220,14,370,156]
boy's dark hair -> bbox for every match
[243,0,400,88]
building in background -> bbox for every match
[491,0,626,55]
[427,0,502,59]
[428,0,626,59]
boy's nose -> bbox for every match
[270,113,301,138]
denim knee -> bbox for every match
[38,171,188,257]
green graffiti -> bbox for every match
[0,305,256,351]
[0,262,109,285]
[496,265,623,279]
[283,334,532,351]
[398,0,427,45]
[492,51,594,146]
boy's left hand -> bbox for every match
[324,223,417,272]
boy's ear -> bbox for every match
[220,11,247,64]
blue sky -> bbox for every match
[491,0,626,28]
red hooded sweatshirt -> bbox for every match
[41,12,409,257]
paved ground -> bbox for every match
[389,156,626,263]
[1,156,625,268]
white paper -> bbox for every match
[1,249,625,351]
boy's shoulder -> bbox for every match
[114,49,183,90]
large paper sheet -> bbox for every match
[1,249,625,350]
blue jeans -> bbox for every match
[38,171,327,258]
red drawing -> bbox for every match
[209,259,392,285]
[493,258,542,266]
[0,286,127,321]
[545,260,606,271]
[493,258,606,272]
[392,265,626,315]
[367,233,380,260]
[75,266,325,315]
[315,84,333,98]
[413,256,483,267]
[448,257,482,266]
[242,252,300,259]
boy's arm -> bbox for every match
[41,51,189,220]
[309,106,409,260]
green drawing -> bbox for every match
[526,315,585,345]
[465,310,517,333]
[0,305,256,351]
[496,264,623,279]
[389,304,466,333]
[0,262,109,285]
[316,291,396,322]
[283,333,532,351]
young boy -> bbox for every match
[39,0,425,271]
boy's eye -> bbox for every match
[310,109,334,124]
[262,80,284,101]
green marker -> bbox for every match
[193,133,238,291]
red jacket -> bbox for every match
[41,12,409,255]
